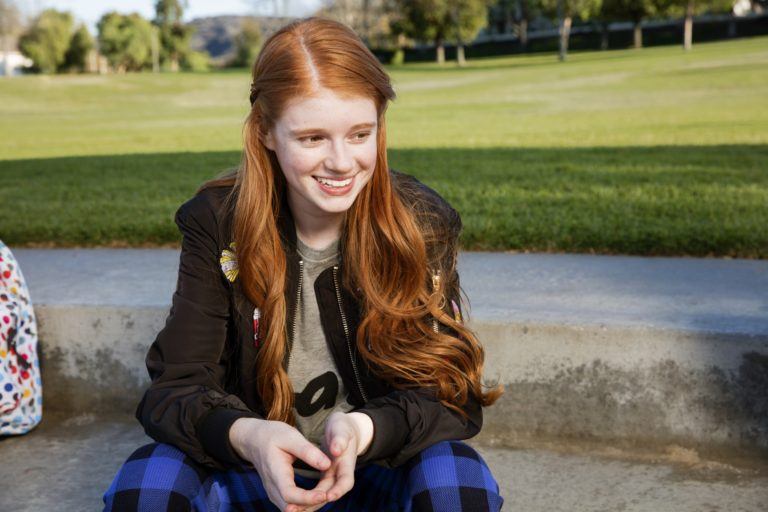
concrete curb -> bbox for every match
[12,248,768,454]
[476,320,768,454]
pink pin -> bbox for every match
[253,308,261,348]
[451,299,462,324]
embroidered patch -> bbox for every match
[220,242,238,282]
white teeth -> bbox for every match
[315,176,352,188]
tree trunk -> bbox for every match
[600,22,609,50]
[170,56,179,72]
[684,0,694,51]
[151,29,160,73]
[633,20,643,48]
[457,43,466,66]
[559,16,571,61]
[520,18,528,49]
[436,39,445,64]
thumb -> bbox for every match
[330,433,349,457]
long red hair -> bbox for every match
[200,17,502,425]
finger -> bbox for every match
[331,435,349,457]
[272,458,326,507]
[286,505,312,512]
[301,495,330,512]
[297,477,334,512]
[325,454,356,501]
[279,485,326,508]
[314,471,336,492]
[285,435,332,471]
[297,471,335,512]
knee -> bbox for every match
[103,442,207,511]
[406,440,504,512]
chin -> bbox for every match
[315,197,357,214]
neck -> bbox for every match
[289,198,344,251]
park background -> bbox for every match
[1,0,767,258]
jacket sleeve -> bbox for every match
[135,192,262,471]
[353,189,483,469]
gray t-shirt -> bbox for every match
[290,236,355,478]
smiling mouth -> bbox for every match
[313,175,354,188]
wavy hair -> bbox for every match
[200,17,502,425]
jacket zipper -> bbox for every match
[286,259,303,372]
[333,265,369,403]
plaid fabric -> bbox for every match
[104,440,503,511]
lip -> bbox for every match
[313,174,356,196]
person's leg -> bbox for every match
[292,462,408,511]
[105,440,505,511]
[104,442,206,510]
[103,442,277,511]
[402,440,504,512]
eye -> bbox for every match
[300,135,323,143]
[354,132,371,141]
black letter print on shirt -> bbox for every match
[294,371,338,417]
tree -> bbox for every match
[316,0,397,47]
[1,0,23,76]
[599,0,654,48]
[180,50,210,71]
[389,0,451,64]
[18,9,73,73]
[231,18,262,68]
[540,0,603,60]
[61,24,93,72]
[515,0,540,49]
[651,0,732,50]
[153,0,193,71]
[449,0,494,66]
[489,0,540,49]
[97,12,154,72]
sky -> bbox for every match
[22,0,324,32]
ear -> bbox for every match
[262,130,276,151]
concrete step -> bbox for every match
[1,414,766,512]
[10,248,768,455]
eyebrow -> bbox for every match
[289,122,377,137]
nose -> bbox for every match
[324,139,354,174]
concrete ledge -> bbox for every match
[477,321,768,454]
[36,305,165,414]
[12,248,768,453]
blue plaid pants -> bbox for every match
[103,440,504,511]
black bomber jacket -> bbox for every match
[135,169,483,472]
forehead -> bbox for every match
[278,88,377,131]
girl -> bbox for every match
[104,17,504,512]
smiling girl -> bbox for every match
[103,17,504,512]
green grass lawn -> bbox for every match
[1,36,767,257]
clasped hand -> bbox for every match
[230,411,374,512]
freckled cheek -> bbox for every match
[281,151,323,178]
[358,140,378,171]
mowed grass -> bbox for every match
[1,36,766,256]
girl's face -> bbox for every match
[264,87,378,226]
